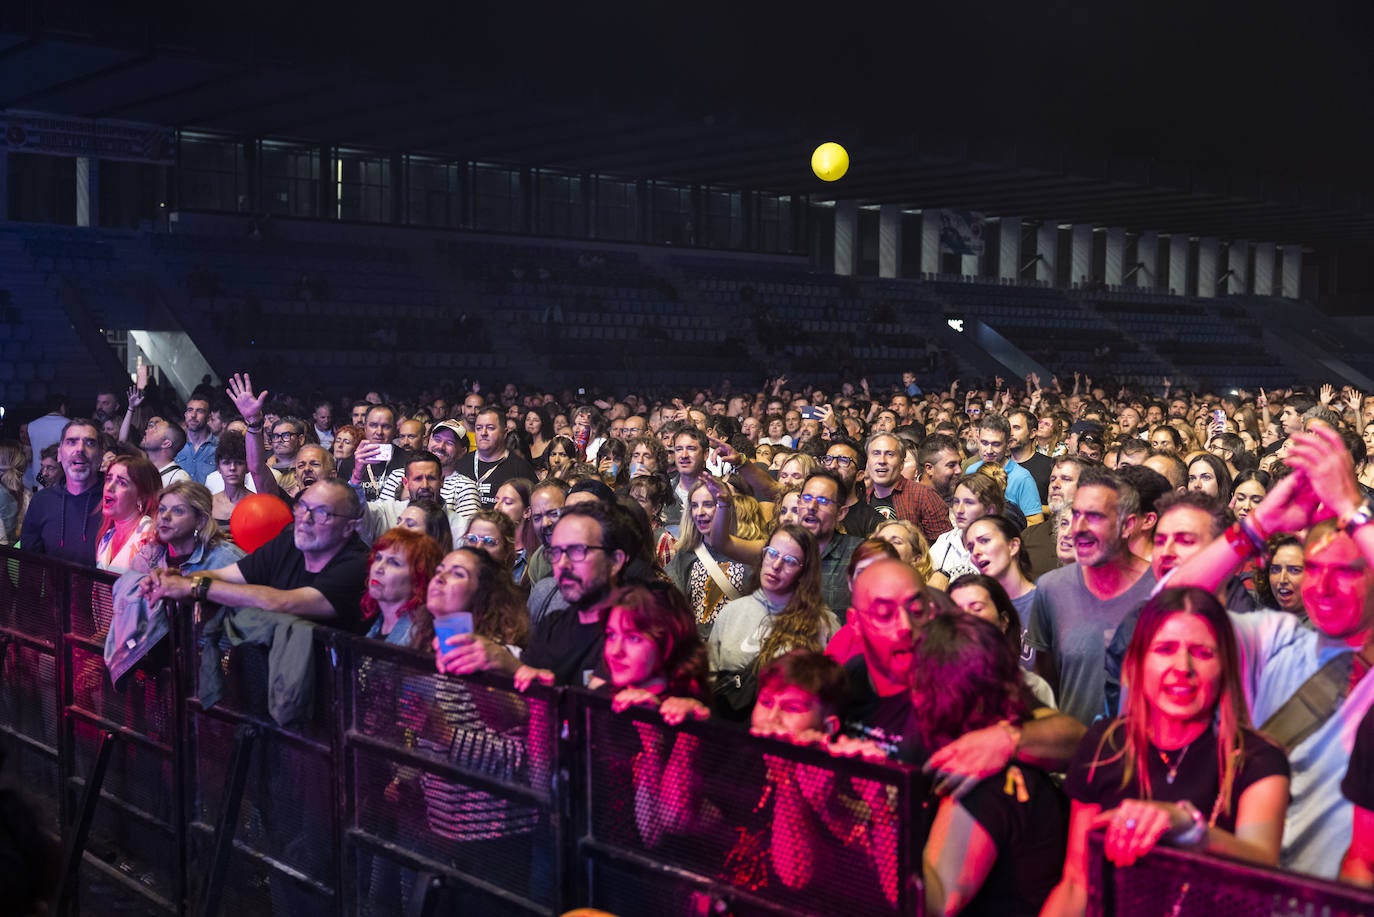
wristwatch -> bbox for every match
[1339,497,1374,535]
[1171,799,1207,847]
[191,576,212,603]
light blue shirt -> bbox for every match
[967,458,1042,521]
[1230,609,1374,877]
[176,434,220,485]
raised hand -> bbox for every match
[226,373,268,426]
[1284,426,1362,520]
[1320,383,1336,406]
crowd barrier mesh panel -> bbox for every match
[4,554,56,645]
[65,572,181,914]
[1089,831,1374,917]
[345,644,559,916]
[187,639,339,916]
[578,694,926,917]
[0,638,59,828]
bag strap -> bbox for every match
[693,543,741,603]
[1259,647,1368,752]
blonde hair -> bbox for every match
[876,519,933,580]
[0,441,30,540]
[732,493,769,541]
[159,481,227,548]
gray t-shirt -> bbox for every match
[1026,563,1155,725]
[708,590,839,674]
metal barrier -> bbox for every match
[1087,830,1374,917]
[569,690,930,917]
[7,546,1374,917]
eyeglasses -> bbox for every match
[548,544,607,563]
[798,493,835,507]
[269,431,301,441]
[462,533,502,548]
[293,502,350,524]
[822,454,856,468]
[763,546,802,568]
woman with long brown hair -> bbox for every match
[708,524,837,714]
[1043,587,1290,916]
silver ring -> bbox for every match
[1124,818,1138,830]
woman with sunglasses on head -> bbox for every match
[708,524,837,716]
[1042,587,1289,917]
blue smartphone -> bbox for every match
[434,612,474,649]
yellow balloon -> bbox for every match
[811,142,850,182]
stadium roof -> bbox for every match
[3,0,1374,246]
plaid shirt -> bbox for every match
[865,475,952,544]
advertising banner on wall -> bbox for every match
[939,209,985,255]
[3,110,175,164]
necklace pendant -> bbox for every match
[1166,771,1177,785]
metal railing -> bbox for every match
[10,546,1372,917]
[0,547,928,916]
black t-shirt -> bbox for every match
[956,764,1068,917]
[234,525,370,633]
[470,452,537,508]
[1343,704,1374,810]
[1016,451,1053,506]
[839,498,882,538]
[841,655,922,763]
[1064,720,1289,833]
[522,606,603,686]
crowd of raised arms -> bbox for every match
[10,366,1374,916]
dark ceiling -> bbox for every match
[3,0,1374,246]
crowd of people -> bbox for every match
[9,367,1374,915]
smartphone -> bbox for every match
[578,387,586,396]
[374,443,393,463]
[434,612,474,649]
[800,406,820,421]
[1211,409,1226,426]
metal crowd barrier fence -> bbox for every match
[6,546,1374,917]
[1087,830,1374,917]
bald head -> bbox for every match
[850,559,925,689]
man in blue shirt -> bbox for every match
[175,396,219,485]
[966,413,1044,526]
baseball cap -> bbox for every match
[431,419,468,442]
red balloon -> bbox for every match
[229,493,293,553]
